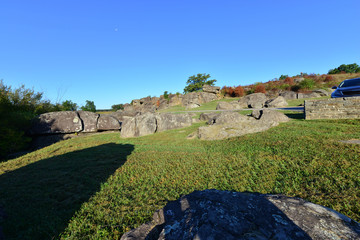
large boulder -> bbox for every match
[135,112,157,137]
[120,117,137,138]
[155,113,192,132]
[280,91,298,100]
[202,84,220,94]
[216,101,244,110]
[97,115,121,131]
[297,92,321,99]
[313,89,330,96]
[182,92,218,108]
[121,190,360,240]
[29,111,82,135]
[78,111,99,132]
[265,96,288,108]
[199,112,220,121]
[198,110,289,140]
[238,93,267,108]
[168,94,183,107]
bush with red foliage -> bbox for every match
[254,84,266,93]
[234,86,245,97]
[284,77,294,85]
[324,75,334,82]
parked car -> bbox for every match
[331,77,360,98]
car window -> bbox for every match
[339,79,360,88]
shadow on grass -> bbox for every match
[284,112,304,120]
[0,143,134,239]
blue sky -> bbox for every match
[1,0,359,109]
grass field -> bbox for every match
[1,115,360,239]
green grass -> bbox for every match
[1,119,360,239]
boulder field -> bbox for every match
[121,189,360,240]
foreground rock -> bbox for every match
[29,111,82,135]
[121,189,360,240]
[121,113,192,138]
[97,115,121,131]
[197,110,289,140]
[238,93,267,108]
[265,96,288,108]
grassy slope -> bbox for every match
[1,118,360,239]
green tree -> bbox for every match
[183,73,217,94]
[61,100,78,111]
[328,63,360,74]
[81,100,96,112]
[111,104,124,111]
[279,75,288,80]
[163,91,169,100]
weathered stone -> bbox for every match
[297,92,321,99]
[135,112,157,137]
[238,93,267,108]
[294,77,305,83]
[120,117,136,138]
[182,92,218,108]
[199,112,220,121]
[216,101,234,110]
[265,96,288,108]
[29,111,82,135]
[280,91,298,100]
[185,103,200,109]
[155,113,192,132]
[97,115,121,131]
[313,89,330,96]
[202,84,220,94]
[168,94,183,107]
[121,189,360,240]
[78,111,99,132]
[207,112,252,125]
[257,109,290,126]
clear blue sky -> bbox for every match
[1,0,359,109]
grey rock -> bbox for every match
[280,91,298,100]
[97,115,121,131]
[265,96,288,108]
[257,109,290,126]
[313,89,330,96]
[297,92,321,99]
[238,93,267,108]
[155,113,192,132]
[207,112,252,125]
[29,111,82,135]
[121,190,360,240]
[120,117,137,138]
[294,77,305,83]
[135,112,157,137]
[216,101,234,110]
[199,112,220,121]
[168,94,183,107]
[185,103,200,109]
[202,84,220,94]
[78,111,99,132]
[182,92,218,108]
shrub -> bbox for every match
[234,86,245,97]
[284,77,294,86]
[291,85,301,92]
[163,91,169,100]
[111,104,124,111]
[299,78,315,90]
[324,75,334,82]
[254,84,266,93]
[328,63,360,74]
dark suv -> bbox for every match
[331,77,360,98]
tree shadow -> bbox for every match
[0,143,134,239]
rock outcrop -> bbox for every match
[197,110,289,140]
[202,84,220,94]
[238,93,268,108]
[265,96,288,108]
[29,111,121,135]
[216,101,244,110]
[121,189,360,240]
[280,91,298,100]
[121,113,192,138]
[29,111,83,135]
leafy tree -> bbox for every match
[328,63,360,74]
[279,75,288,80]
[81,100,96,112]
[183,73,217,94]
[163,91,169,100]
[61,100,78,111]
[111,104,124,111]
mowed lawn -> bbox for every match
[0,118,360,239]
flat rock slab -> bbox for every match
[121,190,360,240]
[340,139,360,145]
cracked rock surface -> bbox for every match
[121,189,360,240]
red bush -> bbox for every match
[324,75,334,82]
[284,77,294,85]
[254,84,266,93]
[234,86,245,97]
